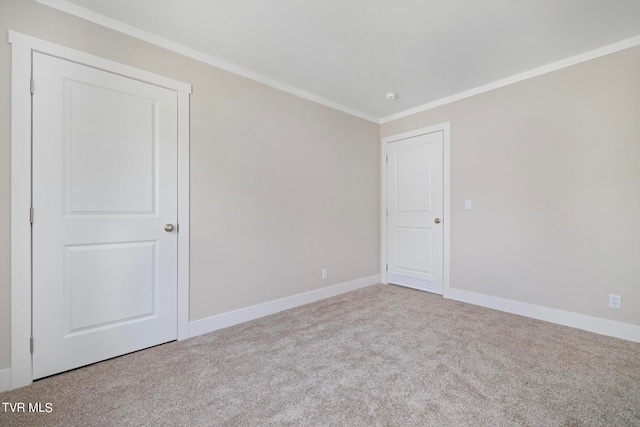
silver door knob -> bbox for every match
[434,218,441,224]
[164,224,175,232]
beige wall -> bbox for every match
[382,46,640,326]
[0,0,380,370]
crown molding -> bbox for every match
[35,0,379,123]
[34,1,640,125]
[380,35,640,124]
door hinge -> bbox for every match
[386,264,388,271]
[30,207,34,224]
[30,337,34,354]
[30,77,34,95]
[386,154,388,162]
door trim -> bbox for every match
[9,31,192,389]
[380,123,451,297]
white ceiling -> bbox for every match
[38,0,640,122]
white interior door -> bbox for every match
[32,52,178,379]
[387,131,444,294]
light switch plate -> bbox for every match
[465,200,472,210]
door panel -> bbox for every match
[67,81,156,214]
[387,131,443,294]
[32,52,178,379]
[66,241,156,333]
[396,227,432,273]
[396,144,432,212]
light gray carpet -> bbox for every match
[1,284,639,426]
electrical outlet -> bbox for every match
[322,268,328,280]
[609,294,621,310]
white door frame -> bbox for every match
[9,31,192,390]
[380,122,451,297]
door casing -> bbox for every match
[9,31,192,389]
[380,123,451,296]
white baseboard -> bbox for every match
[0,368,11,392]
[189,275,380,338]
[448,288,640,343]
